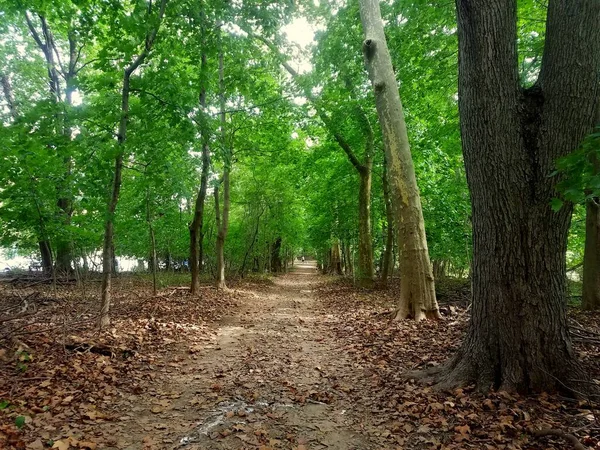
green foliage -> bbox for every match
[14,416,26,429]
[3,0,562,282]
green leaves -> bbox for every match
[14,415,26,429]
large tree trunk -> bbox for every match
[330,240,343,275]
[359,0,440,320]
[189,48,211,295]
[38,240,53,274]
[99,0,167,328]
[438,0,600,392]
[271,237,283,273]
[381,153,394,283]
[583,197,600,310]
[357,167,374,287]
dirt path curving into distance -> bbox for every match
[99,261,384,450]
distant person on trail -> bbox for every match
[301,256,305,263]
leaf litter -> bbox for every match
[1,270,599,449]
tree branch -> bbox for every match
[532,429,586,450]
[125,0,168,76]
[244,29,365,172]
[24,11,44,50]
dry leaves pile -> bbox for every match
[3,272,600,450]
[315,278,600,449]
[0,276,238,449]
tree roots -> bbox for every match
[532,429,586,450]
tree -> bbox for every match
[214,42,230,290]
[189,35,212,295]
[22,9,78,274]
[380,152,394,283]
[359,0,440,319]
[99,0,168,328]
[250,27,377,287]
[437,0,600,392]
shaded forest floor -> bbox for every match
[1,264,600,449]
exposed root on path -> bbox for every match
[533,428,587,450]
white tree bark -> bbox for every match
[358,0,440,320]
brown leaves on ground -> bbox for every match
[315,277,600,449]
[0,276,238,449]
[3,272,600,449]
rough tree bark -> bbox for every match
[214,46,230,290]
[24,12,77,274]
[359,0,440,319]
[381,153,394,283]
[329,240,343,275]
[436,0,600,392]
[271,237,283,273]
[1,73,18,119]
[38,241,53,274]
[99,0,168,328]
[189,45,211,295]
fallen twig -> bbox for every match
[532,428,586,450]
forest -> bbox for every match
[0,0,599,448]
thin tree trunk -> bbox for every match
[99,0,167,328]
[359,0,440,320]
[190,47,211,295]
[357,167,374,287]
[344,243,353,276]
[381,153,394,283]
[214,45,230,290]
[437,0,600,392]
[24,13,75,274]
[239,208,263,277]
[1,73,18,119]
[150,224,157,296]
[214,183,227,288]
[55,35,78,275]
[331,240,342,275]
[147,189,157,296]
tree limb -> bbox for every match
[532,429,586,450]
[245,29,365,172]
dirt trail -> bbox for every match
[101,262,381,450]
